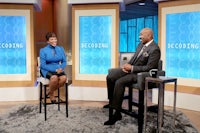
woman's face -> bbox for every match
[47,37,57,47]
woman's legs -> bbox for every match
[49,75,59,102]
[58,75,67,88]
[48,74,67,102]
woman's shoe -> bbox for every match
[50,99,56,104]
[49,94,56,104]
[47,90,56,103]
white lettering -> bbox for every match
[80,42,109,49]
[0,43,24,49]
[167,43,199,49]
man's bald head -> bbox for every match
[139,28,154,44]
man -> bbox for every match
[104,28,161,125]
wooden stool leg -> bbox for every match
[138,90,144,133]
[39,82,42,113]
[65,83,68,117]
[58,87,60,111]
[44,85,47,121]
[128,87,133,112]
[39,81,69,120]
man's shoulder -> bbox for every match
[150,41,157,45]
[150,41,160,49]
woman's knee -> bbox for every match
[106,74,112,81]
[59,75,67,84]
[50,75,59,84]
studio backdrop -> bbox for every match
[72,4,119,87]
[0,4,35,87]
[159,0,200,94]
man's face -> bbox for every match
[47,37,57,47]
[139,30,149,44]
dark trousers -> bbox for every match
[106,68,137,110]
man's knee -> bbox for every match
[106,74,112,81]
[107,68,120,80]
[115,79,125,87]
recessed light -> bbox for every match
[138,0,145,6]
[138,2,145,6]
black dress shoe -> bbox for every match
[103,104,110,108]
[104,112,122,125]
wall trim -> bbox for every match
[0,86,39,101]
[68,85,108,101]
[152,89,200,111]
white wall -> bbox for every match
[0,84,199,112]
[0,86,39,101]
[68,85,108,101]
[152,89,200,111]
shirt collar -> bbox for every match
[48,44,56,49]
[144,39,153,47]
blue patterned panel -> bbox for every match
[120,20,127,52]
[120,20,127,33]
[145,16,153,28]
[128,19,136,26]
[136,18,145,43]
[0,16,26,74]
[119,15,158,52]
[119,34,127,52]
[166,11,200,79]
[128,27,136,52]
[153,16,158,43]
[79,16,112,74]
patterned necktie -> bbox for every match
[137,45,146,58]
[52,47,56,56]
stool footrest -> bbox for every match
[121,109,138,118]
[39,81,68,120]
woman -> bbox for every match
[40,32,67,103]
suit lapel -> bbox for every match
[129,43,143,64]
[133,41,154,63]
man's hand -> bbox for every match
[121,63,132,73]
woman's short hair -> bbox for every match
[45,32,57,41]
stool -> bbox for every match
[38,77,68,121]
[144,76,177,133]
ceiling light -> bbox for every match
[138,0,145,6]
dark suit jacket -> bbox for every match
[128,41,160,73]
